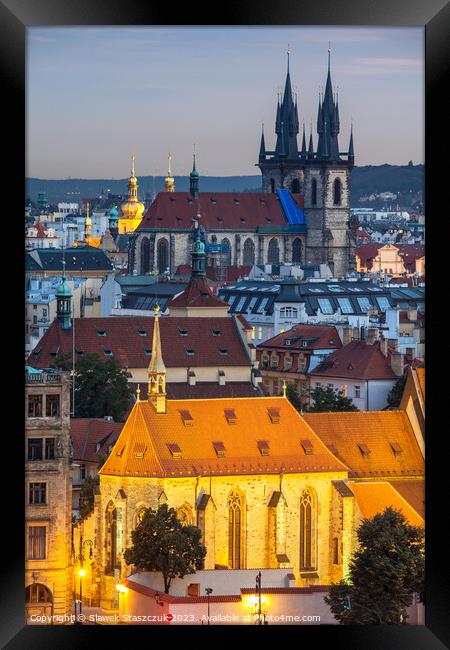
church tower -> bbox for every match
[164,153,175,192]
[118,154,145,234]
[257,48,356,278]
[148,304,167,414]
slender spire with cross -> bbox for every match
[131,152,135,177]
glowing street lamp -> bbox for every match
[78,568,86,618]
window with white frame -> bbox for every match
[280,307,298,319]
[354,385,361,398]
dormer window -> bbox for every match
[116,444,125,457]
[103,349,113,356]
[213,441,226,458]
[97,330,106,336]
[358,443,371,458]
[178,328,188,336]
[185,348,195,356]
[144,348,151,355]
[138,330,147,336]
[167,443,182,458]
[300,439,313,455]
[234,199,240,205]
[267,407,280,424]
[224,409,236,425]
[219,348,228,355]
[257,440,270,456]
[211,329,221,336]
[390,442,403,457]
[179,409,193,426]
[134,443,146,459]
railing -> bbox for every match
[26,372,62,383]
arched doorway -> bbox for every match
[157,238,169,274]
[140,237,150,273]
[291,178,301,194]
[267,238,280,264]
[243,238,255,266]
[26,583,53,620]
[292,238,303,264]
[105,502,117,575]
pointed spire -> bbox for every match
[148,304,166,413]
[136,384,141,401]
[164,152,175,192]
[259,123,266,159]
[301,123,307,157]
[308,126,314,159]
[131,152,136,177]
[348,124,354,160]
[190,147,199,199]
[316,93,323,134]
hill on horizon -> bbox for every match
[26,163,424,208]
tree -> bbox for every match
[123,504,206,594]
[307,386,359,412]
[387,374,407,407]
[52,352,132,421]
[78,475,99,519]
[324,508,424,624]
[285,382,303,411]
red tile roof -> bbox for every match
[389,479,424,518]
[131,382,261,400]
[70,418,122,463]
[258,325,342,352]
[309,340,397,380]
[138,192,290,230]
[30,316,250,369]
[100,397,349,478]
[168,277,229,309]
[356,243,425,271]
[303,410,424,478]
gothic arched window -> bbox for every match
[221,238,232,266]
[270,178,275,193]
[243,238,255,266]
[140,236,150,273]
[157,238,169,274]
[300,488,317,570]
[267,238,280,264]
[105,501,118,575]
[134,506,148,529]
[333,178,342,206]
[292,238,303,264]
[311,178,317,206]
[177,503,194,526]
[228,490,244,569]
[291,178,301,194]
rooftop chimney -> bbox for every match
[380,337,389,357]
[366,327,379,345]
[342,326,353,346]
[390,351,405,377]
[387,338,398,351]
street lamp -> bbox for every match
[205,587,213,625]
[78,568,86,618]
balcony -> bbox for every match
[26,371,62,384]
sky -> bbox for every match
[27,26,424,179]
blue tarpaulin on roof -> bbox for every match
[276,189,306,225]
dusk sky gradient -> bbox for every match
[27,26,424,179]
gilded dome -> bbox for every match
[120,199,145,220]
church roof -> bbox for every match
[29,316,251,369]
[168,276,229,309]
[99,397,349,478]
[138,192,298,231]
[303,410,424,478]
[130,382,262,400]
[347,481,424,527]
[70,418,122,463]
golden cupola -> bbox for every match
[118,153,145,234]
[164,152,175,192]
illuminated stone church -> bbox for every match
[73,234,423,609]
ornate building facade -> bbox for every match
[257,51,356,278]
[25,368,73,621]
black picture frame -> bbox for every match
[2,0,448,647]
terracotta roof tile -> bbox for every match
[130,382,262,401]
[168,277,229,309]
[174,265,252,283]
[30,316,250,369]
[309,340,397,380]
[99,397,349,478]
[70,418,122,463]
[138,192,288,231]
[348,481,424,527]
[388,479,424,518]
[258,324,342,351]
[303,410,424,478]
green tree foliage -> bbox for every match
[124,504,206,594]
[307,386,359,412]
[387,374,407,407]
[324,508,424,624]
[285,383,303,411]
[52,352,132,421]
[78,475,99,520]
